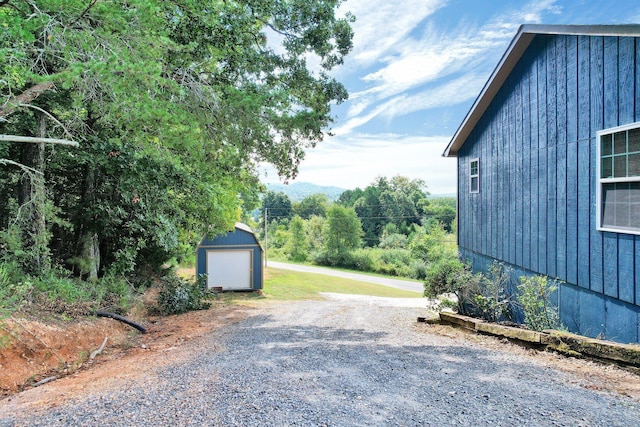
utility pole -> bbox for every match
[264,208,268,267]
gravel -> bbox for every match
[2,295,640,426]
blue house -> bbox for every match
[444,25,640,344]
[196,223,263,291]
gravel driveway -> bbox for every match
[2,295,640,426]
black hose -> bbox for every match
[95,310,148,334]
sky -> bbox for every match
[260,0,640,194]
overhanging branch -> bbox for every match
[0,135,79,147]
[0,81,55,119]
[0,158,44,175]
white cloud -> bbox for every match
[334,73,483,135]
[381,73,485,118]
[337,0,447,66]
[336,0,564,135]
[263,133,458,193]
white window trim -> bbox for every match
[470,158,479,194]
[596,121,640,236]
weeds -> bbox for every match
[156,274,210,315]
[517,275,562,331]
[473,262,514,322]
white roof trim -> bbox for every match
[234,222,254,234]
[442,24,640,158]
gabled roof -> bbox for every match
[442,24,640,158]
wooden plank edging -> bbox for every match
[437,312,640,367]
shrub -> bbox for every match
[378,233,407,249]
[348,248,374,271]
[409,260,427,280]
[310,250,331,266]
[0,263,22,316]
[34,269,89,304]
[157,274,210,315]
[473,261,515,322]
[517,275,562,331]
[96,274,134,313]
[424,257,482,315]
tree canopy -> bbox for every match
[0,0,354,278]
[339,176,430,246]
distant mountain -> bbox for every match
[429,193,456,199]
[265,182,346,201]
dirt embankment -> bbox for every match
[0,303,249,398]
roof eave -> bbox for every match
[443,25,534,158]
[442,24,640,158]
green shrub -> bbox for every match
[0,263,23,316]
[473,262,514,322]
[348,248,374,271]
[409,260,427,280]
[378,233,407,249]
[96,274,134,312]
[34,269,89,304]
[517,275,562,331]
[157,274,210,315]
[424,257,482,315]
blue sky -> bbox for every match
[261,0,640,194]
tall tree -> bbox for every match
[262,191,293,222]
[323,205,362,261]
[285,216,307,262]
[347,176,429,246]
[293,193,329,219]
[0,0,354,277]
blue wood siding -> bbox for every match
[457,34,640,343]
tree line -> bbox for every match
[0,0,354,314]
[258,176,457,279]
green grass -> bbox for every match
[262,268,423,301]
[265,259,424,283]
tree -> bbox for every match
[293,193,329,219]
[336,188,364,207]
[353,185,383,246]
[305,215,325,254]
[262,191,293,222]
[423,197,457,232]
[285,216,308,261]
[1,0,354,278]
[323,205,362,263]
[345,176,429,246]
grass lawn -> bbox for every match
[262,268,423,301]
[181,266,424,304]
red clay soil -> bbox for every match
[0,302,250,400]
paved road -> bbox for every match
[266,260,424,293]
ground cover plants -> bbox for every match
[423,257,563,331]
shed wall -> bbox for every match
[196,228,263,290]
[457,34,640,342]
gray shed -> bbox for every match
[196,223,263,291]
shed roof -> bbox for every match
[234,222,255,234]
[442,24,640,158]
[198,222,262,250]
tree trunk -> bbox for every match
[76,158,100,280]
[18,112,50,275]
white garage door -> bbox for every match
[206,250,252,290]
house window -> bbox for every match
[597,122,640,235]
[470,158,479,193]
